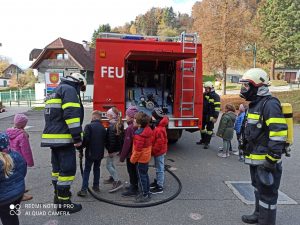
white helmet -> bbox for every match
[68,72,87,86]
[240,68,270,87]
[204,81,213,88]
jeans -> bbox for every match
[222,139,231,154]
[106,155,119,181]
[126,158,138,188]
[154,154,165,187]
[136,162,150,196]
[81,158,102,190]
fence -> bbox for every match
[0,89,35,106]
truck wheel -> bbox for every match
[167,129,183,144]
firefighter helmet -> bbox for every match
[68,73,87,87]
[204,81,214,88]
[240,68,270,87]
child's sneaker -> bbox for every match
[150,179,157,190]
[77,189,88,197]
[135,194,151,203]
[121,187,139,197]
[103,176,114,184]
[150,186,163,194]
[92,186,100,192]
[217,152,229,158]
[109,181,123,193]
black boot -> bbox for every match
[197,132,206,145]
[258,205,276,225]
[203,133,212,149]
[242,195,259,224]
[57,187,82,214]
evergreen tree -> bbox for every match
[257,0,300,78]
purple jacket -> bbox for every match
[119,122,136,162]
[6,128,34,167]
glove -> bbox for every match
[263,160,276,173]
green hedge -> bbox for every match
[203,75,215,82]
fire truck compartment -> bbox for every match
[125,59,176,116]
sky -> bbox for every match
[0,0,197,69]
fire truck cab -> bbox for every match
[94,32,203,143]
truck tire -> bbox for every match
[167,129,183,144]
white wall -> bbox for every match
[35,83,46,101]
[0,78,10,87]
[81,84,94,101]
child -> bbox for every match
[77,111,106,197]
[234,104,246,161]
[216,104,237,158]
[105,107,124,193]
[119,105,139,197]
[150,108,169,194]
[6,113,34,201]
[130,112,153,203]
[0,132,27,225]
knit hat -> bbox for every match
[14,113,28,129]
[126,106,139,118]
[0,132,9,151]
[107,108,118,119]
[239,104,245,112]
[152,108,164,120]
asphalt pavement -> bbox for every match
[0,108,299,225]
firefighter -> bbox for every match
[196,81,221,149]
[41,73,87,214]
[239,68,287,225]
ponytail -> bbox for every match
[0,152,14,178]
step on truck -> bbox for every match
[93,32,203,143]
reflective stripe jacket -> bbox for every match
[243,96,287,165]
[203,90,221,121]
[41,78,83,148]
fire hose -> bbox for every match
[78,149,182,208]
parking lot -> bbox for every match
[0,107,299,225]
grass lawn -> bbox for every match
[221,90,300,123]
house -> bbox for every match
[30,38,95,100]
[275,68,300,83]
[1,64,24,79]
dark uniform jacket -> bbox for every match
[83,120,106,160]
[203,90,221,122]
[243,96,288,165]
[41,78,84,148]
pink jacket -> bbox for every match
[6,128,34,167]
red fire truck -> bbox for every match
[93,32,203,143]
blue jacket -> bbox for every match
[0,150,27,206]
[234,112,246,134]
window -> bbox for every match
[56,54,63,60]
[64,54,68,59]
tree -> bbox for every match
[257,0,300,79]
[9,69,36,89]
[0,57,9,76]
[192,0,254,95]
[91,24,111,47]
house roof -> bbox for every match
[29,48,43,61]
[30,37,95,71]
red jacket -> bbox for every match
[130,126,153,164]
[152,116,169,157]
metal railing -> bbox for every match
[0,89,35,105]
